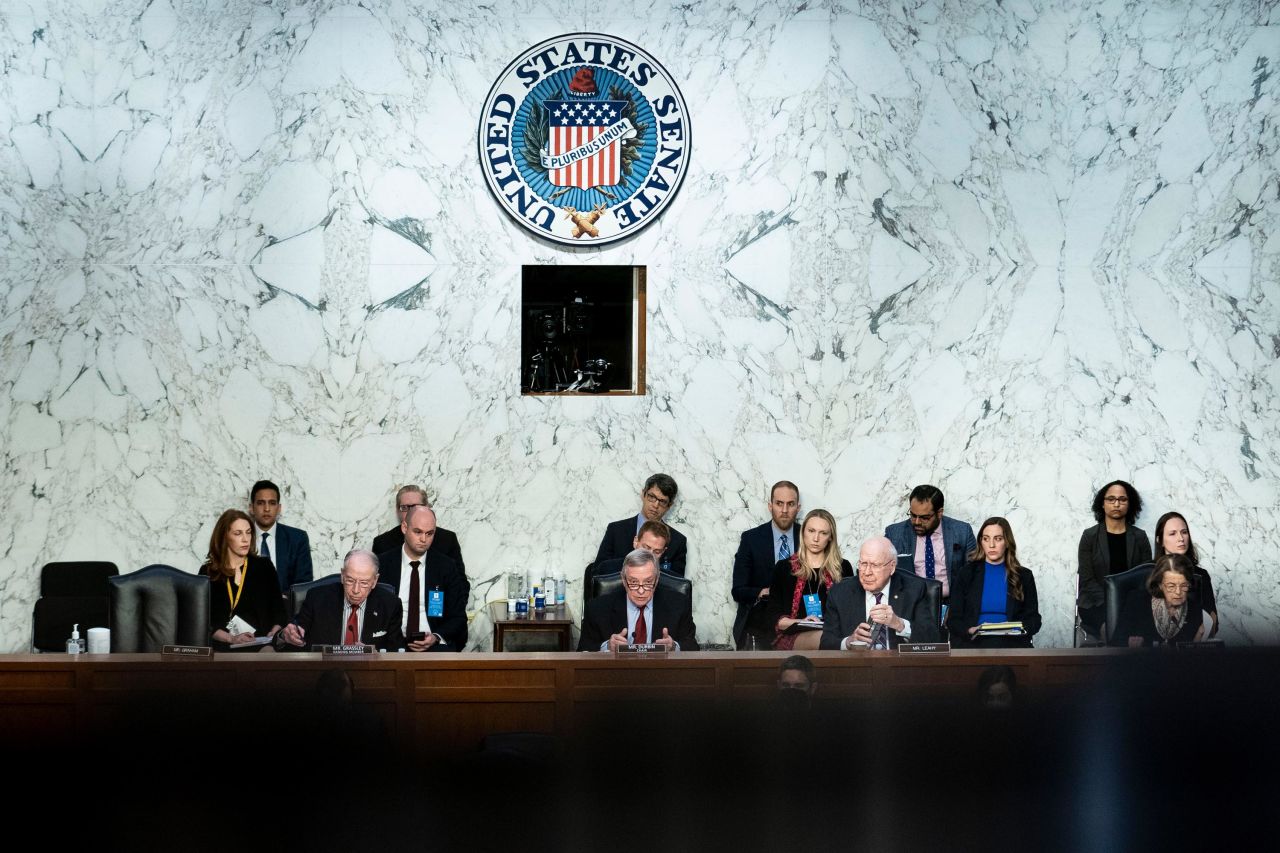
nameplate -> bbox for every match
[320,644,377,656]
[1176,639,1225,651]
[616,644,668,657]
[162,645,213,657]
[897,642,951,655]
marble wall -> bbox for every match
[1,0,1277,652]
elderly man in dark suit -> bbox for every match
[578,549,698,651]
[249,479,314,592]
[883,484,975,602]
[593,473,688,576]
[731,480,801,648]
[821,536,939,650]
[277,549,403,651]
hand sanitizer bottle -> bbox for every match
[67,623,82,655]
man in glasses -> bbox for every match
[578,549,698,651]
[593,473,688,576]
[883,484,975,603]
[277,549,403,651]
[370,484,467,578]
[821,536,938,650]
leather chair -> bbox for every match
[1104,562,1154,646]
[109,565,210,652]
[922,577,943,641]
[31,561,119,651]
[590,571,693,604]
[741,597,775,650]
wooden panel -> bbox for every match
[416,667,557,688]
[0,669,75,689]
[574,665,717,687]
[414,701,556,755]
[90,668,239,691]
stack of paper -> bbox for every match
[974,621,1025,637]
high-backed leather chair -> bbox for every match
[922,577,944,641]
[109,565,210,652]
[31,561,118,651]
[1104,562,1154,645]
[590,571,692,604]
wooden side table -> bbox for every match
[489,601,575,651]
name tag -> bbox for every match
[897,642,951,655]
[803,594,823,619]
[427,589,444,618]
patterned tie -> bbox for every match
[345,604,359,645]
[634,607,647,644]
[778,532,790,561]
[924,535,936,579]
[408,560,421,637]
[872,593,886,649]
[261,532,271,561]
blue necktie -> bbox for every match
[924,535,935,579]
[261,532,272,561]
[778,533,790,561]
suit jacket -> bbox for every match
[819,572,939,650]
[577,587,699,651]
[948,561,1042,646]
[1076,524,1152,609]
[731,522,800,647]
[376,548,468,651]
[593,516,688,577]
[287,582,404,651]
[263,522,313,591]
[371,525,467,577]
[884,516,976,590]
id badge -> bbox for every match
[803,594,823,619]
[427,589,444,618]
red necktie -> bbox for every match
[634,608,647,644]
[407,560,421,636]
[345,604,359,644]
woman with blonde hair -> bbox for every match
[766,509,850,651]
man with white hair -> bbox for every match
[278,549,404,651]
[820,536,939,650]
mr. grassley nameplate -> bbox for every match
[479,32,691,246]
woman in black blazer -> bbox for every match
[200,509,285,651]
[949,517,1041,648]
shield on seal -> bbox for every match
[543,98,630,189]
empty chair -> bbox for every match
[1103,562,1154,645]
[109,564,210,652]
[31,561,118,652]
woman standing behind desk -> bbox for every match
[949,517,1041,648]
[1116,553,1203,647]
[766,509,850,652]
[1154,511,1218,638]
[1077,480,1152,641]
[200,509,286,651]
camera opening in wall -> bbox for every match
[521,265,646,396]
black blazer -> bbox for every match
[731,522,800,645]
[577,587,699,651]
[371,525,466,577]
[948,561,1041,647]
[375,548,468,650]
[286,582,404,651]
[593,516,688,577]
[201,555,287,648]
[819,571,939,650]
[1077,524,1152,609]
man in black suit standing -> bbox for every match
[376,505,467,652]
[578,550,698,651]
[249,479,314,593]
[277,549,403,651]
[821,536,939,650]
[370,484,466,577]
[593,473,688,576]
[730,480,801,648]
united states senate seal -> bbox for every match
[479,33,691,247]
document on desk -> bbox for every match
[228,636,274,648]
[784,620,824,633]
[974,621,1025,636]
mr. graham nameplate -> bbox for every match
[479,33,691,246]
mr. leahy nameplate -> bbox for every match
[479,32,691,246]
[897,642,951,655]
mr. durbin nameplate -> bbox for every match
[479,33,691,246]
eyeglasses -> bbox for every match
[908,511,936,522]
[1103,496,1129,504]
[623,580,657,592]
[642,491,671,510]
[857,560,894,570]
[399,503,425,513]
[1161,583,1190,593]
[341,577,375,590]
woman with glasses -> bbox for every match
[201,509,286,651]
[949,517,1041,648]
[766,509,850,651]
[1076,480,1152,641]
[1154,511,1218,638]
[1114,553,1203,646]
